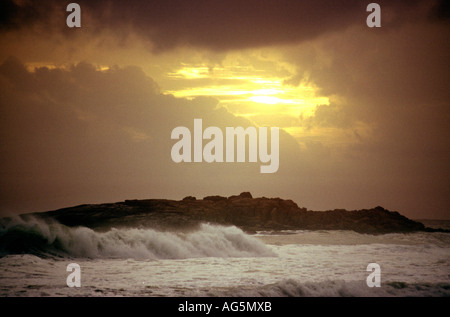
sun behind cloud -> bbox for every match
[162,50,329,130]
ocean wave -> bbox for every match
[0,216,276,259]
[257,229,450,246]
[210,279,450,297]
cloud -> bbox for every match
[0,1,449,219]
[279,13,450,218]
[0,0,442,51]
[299,103,354,130]
[0,57,308,215]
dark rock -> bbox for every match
[203,195,228,202]
[229,192,253,200]
[29,193,446,234]
[239,192,253,199]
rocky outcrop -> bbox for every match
[32,192,444,234]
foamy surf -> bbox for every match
[192,279,450,297]
[1,216,449,297]
[0,216,276,259]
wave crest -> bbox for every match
[0,216,275,259]
[213,279,450,297]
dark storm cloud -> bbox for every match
[0,0,436,51]
[430,0,450,20]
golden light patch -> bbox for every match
[168,65,213,79]
[163,57,329,128]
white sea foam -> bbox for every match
[256,229,450,246]
[1,217,449,297]
[203,279,450,297]
[0,216,275,259]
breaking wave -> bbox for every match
[209,279,450,297]
[0,216,275,259]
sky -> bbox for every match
[0,0,449,219]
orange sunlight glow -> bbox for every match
[163,59,329,126]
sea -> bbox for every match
[0,215,449,297]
